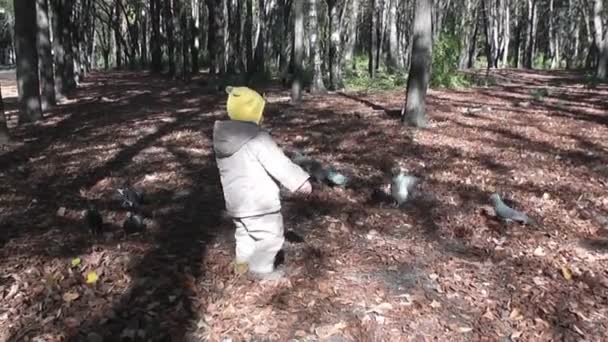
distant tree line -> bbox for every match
[0,0,605,140]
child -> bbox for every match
[213,86,312,279]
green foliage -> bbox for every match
[531,88,548,102]
[583,73,602,88]
[343,55,407,91]
[430,34,470,88]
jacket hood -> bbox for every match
[213,120,261,157]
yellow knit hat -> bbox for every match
[225,86,265,124]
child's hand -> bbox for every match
[296,180,312,195]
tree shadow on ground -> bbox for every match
[3,71,227,340]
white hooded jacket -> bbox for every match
[213,120,310,218]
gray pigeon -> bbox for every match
[84,203,103,236]
[123,212,146,234]
[291,150,327,183]
[325,166,349,187]
[390,167,419,206]
[490,193,535,225]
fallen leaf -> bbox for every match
[64,317,79,329]
[315,322,347,338]
[86,271,99,284]
[62,291,80,302]
[509,308,524,321]
[430,300,441,309]
[482,308,495,320]
[561,266,572,281]
[533,276,545,286]
[511,331,523,339]
[71,258,81,267]
[367,302,393,314]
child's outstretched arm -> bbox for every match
[249,132,311,193]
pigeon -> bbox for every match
[291,150,349,186]
[390,167,419,206]
[84,204,103,236]
[117,182,144,209]
[291,150,326,182]
[490,193,536,225]
[123,212,146,234]
[325,166,349,187]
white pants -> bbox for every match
[233,212,284,274]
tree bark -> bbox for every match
[245,0,253,73]
[191,0,200,73]
[14,0,43,124]
[458,0,477,69]
[291,0,303,102]
[309,0,326,93]
[549,0,558,69]
[327,0,343,89]
[481,0,493,69]
[37,0,56,111]
[165,0,176,75]
[253,0,266,74]
[501,0,510,67]
[402,0,432,128]
[141,9,148,68]
[151,0,162,72]
[0,86,9,144]
[369,0,377,78]
[524,0,536,69]
[181,3,190,79]
[343,0,359,70]
[63,0,75,89]
[593,0,607,78]
[386,0,402,71]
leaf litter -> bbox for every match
[0,70,607,340]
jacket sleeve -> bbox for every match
[248,132,311,192]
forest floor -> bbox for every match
[1,69,608,341]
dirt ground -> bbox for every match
[1,69,607,341]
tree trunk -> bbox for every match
[245,0,253,73]
[402,0,432,128]
[369,0,377,78]
[191,0,200,74]
[151,0,162,72]
[513,1,521,67]
[524,0,536,69]
[37,0,56,111]
[468,7,480,68]
[549,0,557,69]
[14,0,43,124]
[63,0,75,89]
[181,5,190,79]
[227,0,237,73]
[141,9,148,68]
[386,0,401,71]
[165,0,176,75]
[291,0,303,102]
[309,0,326,93]
[51,0,66,99]
[593,0,607,78]
[253,0,266,74]
[327,0,342,89]
[0,86,9,144]
[343,0,359,70]
[458,0,477,69]
[482,0,493,69]
[501,0,510,67]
